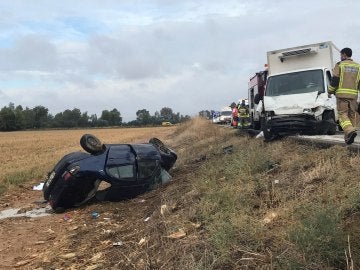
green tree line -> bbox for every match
[0,102,190,131]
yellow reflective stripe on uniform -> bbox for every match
[337,62,360,94]
[339,65,344,88]
[328,85,336,93]
[347,62,360,86]
[339,63,360,67]
[336,88,358,95]
[341,120,351,126]
[357,66,360,86]
[340,120,352,129]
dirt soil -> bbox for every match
[0,131,202,270]
[0,184,66,269]
[4,122,360,269]
[0,168,200,270]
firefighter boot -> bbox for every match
[345,130,357,145]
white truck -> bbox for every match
[261,41,340,140]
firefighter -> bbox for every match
[328,47,360,144]
[231,103,239,127]
[237,99,250,128]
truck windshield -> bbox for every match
[266,69,324,96]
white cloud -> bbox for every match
[0,0,359,121]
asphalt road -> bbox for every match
[293,132,360,151]
[234,126,360,152]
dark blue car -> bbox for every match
[43,135,177,212]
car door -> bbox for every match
[105,144,138,186]
[131,144,162,187]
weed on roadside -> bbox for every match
[183,119,360,269]
[288,205,346,269]
[4,118,360,270]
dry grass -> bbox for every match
[2,118,360,269]
[169,117,234,168]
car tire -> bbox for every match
[80,134,105,154]
[149,138,177,171]
[149,137,171,155]
[43,172,55,201]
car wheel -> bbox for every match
[80,134,105,154]
[149,137,171,155]
[149,138,177,171]
[43,171,56,201]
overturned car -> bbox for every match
[43,134,177,212]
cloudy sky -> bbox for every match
[0,0,359,121]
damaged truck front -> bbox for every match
[261,41,340,140]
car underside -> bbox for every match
[43,134,177,212]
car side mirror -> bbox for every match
[326,71,332,82]
[254,94,261,105]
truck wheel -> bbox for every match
[322,111,336,135]
[80,134,106,154]
[253,121,260,130]
[261,117,276,141]
[263,129,275,141]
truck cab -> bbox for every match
[262,41,340,139]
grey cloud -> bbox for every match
[0,35,58,72]
[1,0,360,121]
[0,89,6,98]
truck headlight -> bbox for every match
[303,108,313,114]
[265,111,275,117]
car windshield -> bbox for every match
[266,69,324,96]
[221,111,232,116]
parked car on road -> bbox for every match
[43,134,177,212]
[219,106,232,124]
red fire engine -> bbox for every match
[248,70,268,130]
